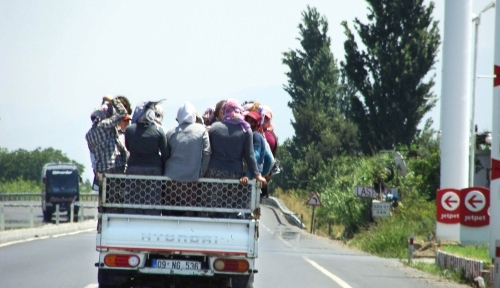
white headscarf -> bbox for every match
[176,102,197,124]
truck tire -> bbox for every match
[68,206,79,222]
[98,268,128,288]
[231,274,254,288]
[43,210,52,222]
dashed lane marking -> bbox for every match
[303,257,353,288]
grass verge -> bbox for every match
[409,261,470,285]
[439,244,491,263]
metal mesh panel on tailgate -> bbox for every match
[101,175,257,212]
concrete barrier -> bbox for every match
[0,220,97,244]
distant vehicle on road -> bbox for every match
[41,162,81,222]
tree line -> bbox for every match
[0,147,85,184]
[274,0,441,194]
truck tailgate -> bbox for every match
[98,214,258,257]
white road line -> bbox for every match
[0,229,94,247]
[83,284,98,288]
[303,257,353,288]
[0,236,50,248]
[260,223,294,248]
[52,228,94,238]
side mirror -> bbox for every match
[43,177,46,184]
[79,176,83,183]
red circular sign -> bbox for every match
[436,188,460,224]
[460,187,490,227]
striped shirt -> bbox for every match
[85,98,128,172]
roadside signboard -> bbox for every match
[436,188,460,224]
[306,191,322,234]
[354,186,398,199]
[306,191,322,206]
[372,201,391,217]
[460,187,489,227]
[437,187,491,244]
[436,188,461,242]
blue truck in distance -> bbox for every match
[41,162,81,222]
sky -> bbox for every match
[0,0,496,182]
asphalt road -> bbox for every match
[0,205,469,288]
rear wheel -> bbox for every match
[68,206,79,222]
[43,210,52,222]
[98,269,129,288]
[231,274,253,288]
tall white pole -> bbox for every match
[489,1,500,287]
[438,0,472,242]
[470,2,496,187]
[469,17,479,188]
[440,0,472,190]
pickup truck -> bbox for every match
[95,173,260,288]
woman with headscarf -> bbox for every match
[124,101,168,214]
[202,106,215,126]
[206,98,266,185]
[243,109,274,179]
[125,101,169,176]
[260,105,278,198]
[213,100,226,122]
[164,102,211,182]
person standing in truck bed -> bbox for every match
[125,101,168,176]
[206,99,266,185]
[86,95,131,175]
[124,101,168,215]
[164,102,211,182]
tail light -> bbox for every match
[213,259,249,272]
[104,254,140,267]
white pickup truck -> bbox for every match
[95,174,260,288]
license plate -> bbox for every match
[152,259,201,270]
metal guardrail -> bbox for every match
[0,192,98,202]
[0,202,98,231]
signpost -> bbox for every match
[436,187,490,244]
[436,188,461,242]
[354,186,398,199]
[460,187,489,245]
[306,191,322,234]
[371,201,391,217]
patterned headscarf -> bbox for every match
[222,98,251,132]
[262,105,274,131]
[138,108,156,126]
[133,100,165,127]
[242,102,265,128]
[203,106,215,124]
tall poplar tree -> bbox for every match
[283,6,358,187]
[341,0,440,154]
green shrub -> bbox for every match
[350,192,435,258]
[0,178,41,193]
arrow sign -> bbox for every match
[306,191,322,206]
[436,188,460,225]
[444,196,458,208]
[441,191,460,211]
[460,187,489,228]
[464,191,486,212]
[468,195,483,209]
